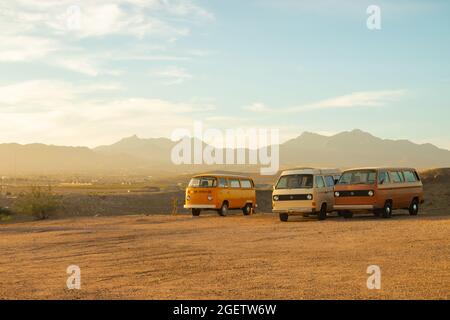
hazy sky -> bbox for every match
[0,0,449,149]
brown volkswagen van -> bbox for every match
[184,174,257,217]
[333,167,424,218]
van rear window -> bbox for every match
[338,170,376,185]
[230,179,241,188]
[188,177,217,188]
[240,179,253,188]
[389,171,404,183]
[403,171,418,182]
[276,174,313,189]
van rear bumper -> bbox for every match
[273,208,315,215]
[184,204,217,209]
[333,204,374,210]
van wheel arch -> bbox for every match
[382,200,393,218]
[218,201,229,216]
[318,203,327,220]
[409,197,419,216]
[242,203,253,216]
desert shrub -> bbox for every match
[0,206,13,222]
[14,186,61,220]
[0,207,13,215]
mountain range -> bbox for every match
[1,129,449,176]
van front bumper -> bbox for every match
[333,205,374,210]
[184,204,217,209]
[273,208,315,215]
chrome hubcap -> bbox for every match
[413,204,417,210]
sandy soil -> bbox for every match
[1,211,449,300]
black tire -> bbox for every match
[243,204,252,216]
[382,201,392,218]
[409,198,419,216]
[191,209,201,216]
[218,202,228,216]
[279,213,288,222]
[342,211,353,219]
[318,203,327,221]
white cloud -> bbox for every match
[0,79,213,147]
[52,56,122,77]
[0,80,75,108]
[244,90,406,113]
[243,102,271,112]
[0,0,213,78]
[0,80,121,109]
[0,35,60,62]
[1,0,213,39]
[155,66,193,85]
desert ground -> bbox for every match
[1,211,449,300]
[0,170,449,300]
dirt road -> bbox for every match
[0,212,449,299]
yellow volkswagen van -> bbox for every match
[184,174,257,217]
[272,168,341,221]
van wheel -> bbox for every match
[409,199,419,216]
[243,204,252,216]
[382,201,392,218]
[192,209,201,216]
[279,213,288,222]
[342,211,353,219]
[218,203,228,216]
[318,203,327,220]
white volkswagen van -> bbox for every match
[272,168,341,221]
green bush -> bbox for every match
[14,186,61,220]
[0,206,13,222]
[0,207,13,215]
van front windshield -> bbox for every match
[188,177,217,188]
[276,174,313,189]
[337,170,376,185]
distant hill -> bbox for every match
[1,129,449,175]
[280,129,450,169]
[0,143,145,175]
[95,135,174,165]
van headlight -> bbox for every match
[307,194,313,200]
[368,190,374,197]
[273,195,279,201]
[207,195,213,201]
[334,191,340,197]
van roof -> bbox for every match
[342,167,418,172]
[281,168,341,175]
[193,173,253,179]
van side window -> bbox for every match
[389,171,404,183]
[240,179,252,188]
[403,171,417,183]
[218,178,228,188]
[315,176,325,188]
[325,176,335,187]
[378,171,390,184]
[230,179,241,188]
